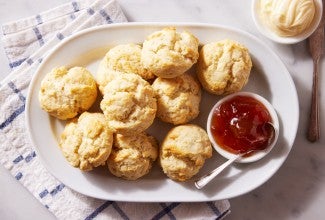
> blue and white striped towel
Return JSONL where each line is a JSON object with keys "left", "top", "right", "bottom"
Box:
{"left": 0, "top": 0, "right": 230, "bottom": 219}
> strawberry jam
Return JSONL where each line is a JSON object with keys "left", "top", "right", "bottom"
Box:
{"left": 210, "top": 95, "right": 274, "bottom": 154}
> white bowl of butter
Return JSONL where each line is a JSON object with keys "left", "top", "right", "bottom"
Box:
{"left": 252, "top": 0, "right": 323, "bottom": 44}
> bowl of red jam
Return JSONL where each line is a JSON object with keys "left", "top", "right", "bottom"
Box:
{"left": 207, "top": 92, "right": 279, "bottom": 163}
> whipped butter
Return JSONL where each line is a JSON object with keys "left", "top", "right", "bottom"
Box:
{"left": 258, "top": 0, "right": 316, "bottom": 36}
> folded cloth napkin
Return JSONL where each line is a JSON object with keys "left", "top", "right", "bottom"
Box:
{"left": 0, "top": 0, "right": 230, "bottom": 219}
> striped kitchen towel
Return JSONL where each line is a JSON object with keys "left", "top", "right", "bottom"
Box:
{"left": 0, "top": 0, "right": 230, "bottom": 219}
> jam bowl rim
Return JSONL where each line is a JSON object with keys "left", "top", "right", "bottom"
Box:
{"left": 206, "top": 91, "right": 280, "bottom": 163}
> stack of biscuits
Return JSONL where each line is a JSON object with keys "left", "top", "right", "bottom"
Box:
{"left": 39, "top": 27, "right": 252, "bottom": 182}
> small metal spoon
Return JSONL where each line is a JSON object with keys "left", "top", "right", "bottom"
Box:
{"left": 195, "top": 122, "right": 276, "bottom": 190}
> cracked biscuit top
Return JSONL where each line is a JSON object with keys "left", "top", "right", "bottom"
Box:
{"left": 197, "top": 39, "right": 252, "bottom": 95}
{"left": 100, "top": 73, "right": 157, "bottom": 135}
{"left": 141, "top": 27, "right": 199, "bottom": 78}
{"left": 152, "top": 73, "right": 201, "bottom": 125}
{"left": 107, "top": 132, "right": 158, "bottom": 180}
{"left": 160, "top": 124, "right": 212, "bottom": 181}
{"left": 59, "top": 112, "right": 113, "bottom": 171}
{"left": 39, "top": 66, "right": 97, "bottom": 120}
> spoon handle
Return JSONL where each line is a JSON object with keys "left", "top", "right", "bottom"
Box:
{"left": 195, "top": 154, "right": 240, "bottom": 189}
{"left": 307, "top": 58, "right": 320, "bottom": 142}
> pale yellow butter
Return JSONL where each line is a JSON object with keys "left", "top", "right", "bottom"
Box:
{"left": 259, "top": 0, "right": 316, "bottom": 36}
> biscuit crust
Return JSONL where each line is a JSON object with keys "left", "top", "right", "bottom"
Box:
{"left": 141, "top": 27, "right": 199, "bottom": 78}
{"left": 39, "top": 66, "right": 97, "bottom": 120}
{"left": 100, "top": 73, "right": 157, "bottom": 135}
{"left": 108, "top": 132, "right": 158, "bottom": 180}
{"left": 152, "top": 73, "right": 201, "bottom": 125}
{"left": 160, "top": 124, "right": 212, "bottom": 181}
{"left": 197, "top": 39, "right": 252, "bottom": 95}
{"left": 59, "top": 112, "right": 113, "bottom": 171}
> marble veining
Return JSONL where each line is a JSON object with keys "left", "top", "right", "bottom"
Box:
{"left": 1, "top": 0, "right": 325, "bottom": 219}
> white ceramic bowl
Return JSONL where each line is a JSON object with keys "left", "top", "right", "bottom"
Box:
{"left": 207, "top": 92, "right": 279, "bottom": 163}
{"left": 252, "top": 0, "right": 323, "bottom": 44}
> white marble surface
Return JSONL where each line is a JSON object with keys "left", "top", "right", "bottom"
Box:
{"left": 0, "top": 0, "right": 325, "bottom": 219}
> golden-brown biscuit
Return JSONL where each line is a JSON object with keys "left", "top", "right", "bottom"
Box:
{"left": 197, "top": 39, "right": 252, "bottom": 95}
{"left": 59, "top": 112, "right": 113, "bottom": 171}
{"left": 39, "top": 66, "right": 97, "bottom": 120}
{"left": 96, "top": 44, "right": 155, "bottom": 94}
{"left": 100, "top": 73, "right": 157, "bottom": 135}
{"left": 152, "top": 73, "right": 201, "bottom": 125}
{"left": 160, "top": 124, "right": 212, "bottom": 181}
{"left": 107, "top": 132, "right": 158, "bottom": 180}
{"left": 141, "top": 27, "right": 199, "bottom": 78}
